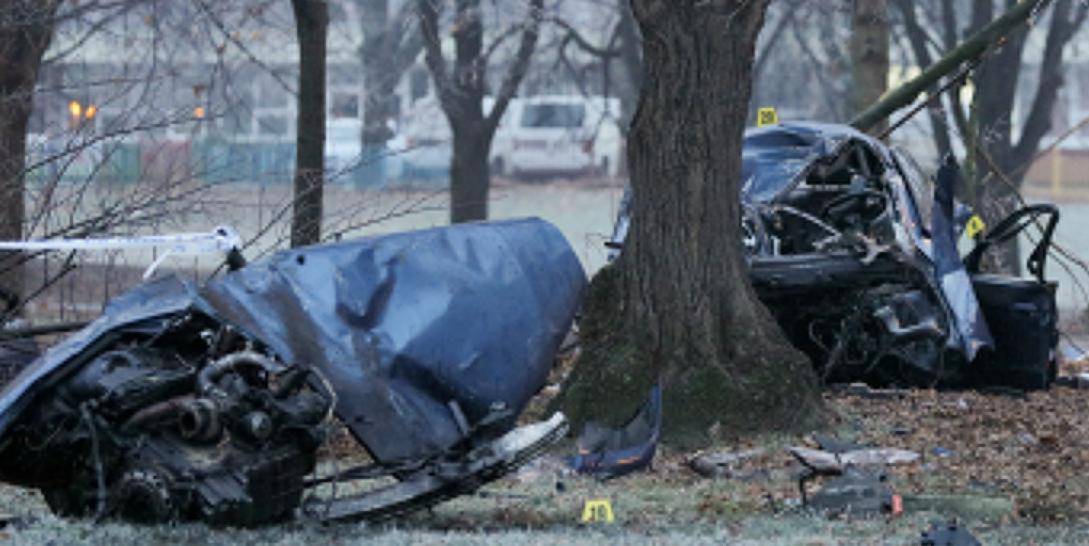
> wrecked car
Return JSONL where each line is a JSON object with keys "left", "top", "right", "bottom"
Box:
{"left": 609, "top": 122, "right": 1059, "bottom": 390}
{"left": 0, "top": 218, "right": 585, "bottom": 525}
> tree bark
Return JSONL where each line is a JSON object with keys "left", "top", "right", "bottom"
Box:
{"left": 418, "top": 0, "right": 542, "bottom": 224}
{"left": 290, "top": 0, "right": 328, "bottom": 248}
{"left": 850, "top": 0, "right": 889, "bottom": 134}
{"left": 0, "top": 0, "right": 60, "bottom": 311}
{"left": 562, "top": 0, "right": 822, "bottom": 444}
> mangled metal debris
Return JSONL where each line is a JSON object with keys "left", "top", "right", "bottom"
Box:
{"left": 788, "top": 446, "right": 920, "bottom": 474}
{"left": 610, "top": 121, "right": 1061, "bottom": 390}
{"left": 0, "top": 218, "right": 586, "bottom": 525}
{"left": 804, "top": 466, "right": 899, "bottom": 517}
{"left": 920, "top": 520, "right": 983, "bottom": 546}
{"left": 688, "top": 447, "right": 767, "bottom": 479}
{"left": 569, "top": 384, "right": 661, "bottom": 479}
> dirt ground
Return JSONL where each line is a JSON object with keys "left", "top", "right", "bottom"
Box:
{"left": 5, "top": 386, "right": 1089, "bottom": 544}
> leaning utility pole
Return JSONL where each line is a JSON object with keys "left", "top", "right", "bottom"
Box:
{"left": 851, "top": 0, "right": 1048, "bottom": 133}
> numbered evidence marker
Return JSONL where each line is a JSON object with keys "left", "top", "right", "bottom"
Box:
{"left": 757, "top": 107, "right": 779, "bottom": 128}
{"left": 581, "top": 498, "right": 615, "bottom": 524}
{"left": 966, "top": 214, "right": 987, "bottom": 240}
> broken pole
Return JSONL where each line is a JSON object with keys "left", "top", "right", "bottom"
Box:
{"left": 851, "top": 0, "right": 1050, "bottom": 133}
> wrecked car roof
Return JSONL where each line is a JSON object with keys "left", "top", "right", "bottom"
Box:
{"left": 742, "top": 122, "right": 882, "bottom": 203}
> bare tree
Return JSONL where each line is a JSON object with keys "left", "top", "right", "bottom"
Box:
{"left": 850, "top": 0, "right": 889, "bottom": 132}
{"left": 417, "top": 0, "right": 543, "bottom": 223}
{"left": 355, "top": 0, "right": 423, "bottom": 148}
{"left": 892, "top": 0, "right": 1086, "bottom": 273}
{"left": 290, "top": 0, "right": 328, "bottom": 247}
{"left": 0, "top": 0, "right": 61, "bottom": 310}
{"left": 561, "top": 0, "right": 822, "bottom": 441}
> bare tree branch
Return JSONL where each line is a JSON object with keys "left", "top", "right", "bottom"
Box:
{"left": 485, "top": 0, "right": 543, "bottom": 133}
{"left": 548, "top": 15, "right": 621, "bottom": 58}
{"left": 1011, "top": 0, "right": 1087, "bottom": 168}
{"left": 416, "top": 0, "right": 451, "bottom": 110}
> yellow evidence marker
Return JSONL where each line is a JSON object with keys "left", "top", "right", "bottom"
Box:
{"left": 581, "top": 498, "right": 615, "bottom": 523}
{"left": 966, "top": 214, "right": 987, "bottom": 240}
{"left": 757, "top": 107, "right": 779, "bottom": 127}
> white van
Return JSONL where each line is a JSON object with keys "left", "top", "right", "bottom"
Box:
{"left": 491, "top": 95, "right": 622, "bottom": 178}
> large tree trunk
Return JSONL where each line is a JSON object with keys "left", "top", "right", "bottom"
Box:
{"left": 290, "top": 0, "right": 328, "bottom": 248}
{"left": 0, "top": 0, "right": 59, "bottom": 313}
{"left": 850, "top": 0, "right": 889, "bottom": 133}
{"left": 562, "top": 0, "right": 822, "bottom": 443}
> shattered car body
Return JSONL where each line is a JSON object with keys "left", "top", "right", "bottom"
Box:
{"left": 0, "top": 218, "right": 585, "bottom": 525}
{"left": 610, "top": 122, "right": 1059, "bottom": 389}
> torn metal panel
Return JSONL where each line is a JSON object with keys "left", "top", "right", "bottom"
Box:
{"left": 569, "top": 384, "right": 660, "bottom": 479}
{"left": 200, "top": 218, "right": 586, "bottom": 464}
{"left": 930, "top": 160, "right": 992, "bottom": 360}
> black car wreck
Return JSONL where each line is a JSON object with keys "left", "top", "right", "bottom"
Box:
{"left": 0, "top": 218, "right": 585, "bottom": 526}
{"left": 609, "top": 122, "right": 1061, "bottom": 390}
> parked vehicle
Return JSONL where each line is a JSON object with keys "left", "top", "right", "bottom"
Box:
{"left": 491, "top": 95, "right": 623, "bottom": 178}
{"left": 609, "top": 122, "right": 1060, "bottom": 390}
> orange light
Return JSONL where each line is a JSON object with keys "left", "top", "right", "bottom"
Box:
{"left": 68, "top": 100, "right": 82, "bottom": 118}
{"left": 85, "top": 105, "right": 97, "bottom": 119}
{"left": 193, "top": 106, "right": 205, "bottom": 119}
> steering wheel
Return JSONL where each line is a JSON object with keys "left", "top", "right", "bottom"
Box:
{"left": 819, "top": 190, "right": 888, "bottom": 226}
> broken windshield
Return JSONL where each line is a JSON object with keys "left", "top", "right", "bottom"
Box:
{"left": 740, "top": 129, "right": 823, "bottom": 202}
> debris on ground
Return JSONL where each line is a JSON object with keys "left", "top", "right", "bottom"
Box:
{"left": 805, "top": 466, "right": 899, "bottom": 517}
{"left": 920, "top": 519, "right": 983, "bottom": 546}
{"left": 788, "top": 445, "right": 920, "bottom": 474}
{"left": 570, "top": 385, "right": 661, "bottom": 479}
{"left": 827, "top": 387, "right": 1089, "bottom": 521}
{"left": 688, "top": 448, "right": 767, "bottom": 478}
